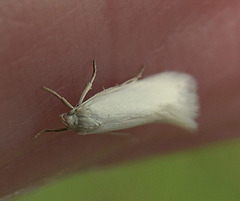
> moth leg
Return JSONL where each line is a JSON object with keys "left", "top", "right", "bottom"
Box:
{"left": 78, "top": 60, "right": 97, "bottom": 105}
{"left": 121, "top": 66, "right": 144, "bottom": 85}
{"left": 43, "top": 87, "right": 74, "bottom": 109}
{"left": 32, "top": 127, "right": 67, "bottom": 140}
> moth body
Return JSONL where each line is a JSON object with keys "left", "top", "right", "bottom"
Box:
{"left": 33, "top": 61, "right": 199, "bottom": 139}
{"left": 62, "top": 71, "right": 198, "bottom": 135}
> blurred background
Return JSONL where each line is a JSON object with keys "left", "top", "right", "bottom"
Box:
{"left": 12, "top": 139, "right": 240, "bottom": 201}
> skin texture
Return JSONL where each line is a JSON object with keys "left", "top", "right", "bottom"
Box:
{"left": 1, "top": 0, "right": 240, "bottom": 199}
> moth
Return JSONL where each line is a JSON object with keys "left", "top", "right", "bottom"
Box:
{"left": 33, "top": 60, "right": 199, "bottom": 139}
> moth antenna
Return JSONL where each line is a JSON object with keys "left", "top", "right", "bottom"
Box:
{"left": 32, "top": 128, "right": 68, "bottom": 140}
{"left": 43, "top": 87, "right": 74, "bottom": 109}
{"left": 78, "top": 60, "right": 97, "bottom": 105}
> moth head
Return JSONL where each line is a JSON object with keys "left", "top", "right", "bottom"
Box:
{"left": 60, "top": 110, "right": 79, "bottom": 130}
{"left": 60, "top": 107, "right": 96, "bottom": 134}
{"left": 33, "top": 61, "right": 97, "bottom": 139}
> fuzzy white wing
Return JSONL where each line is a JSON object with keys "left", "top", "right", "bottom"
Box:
{"left": 82, "top": 71, "right": 199, "bottom": 134}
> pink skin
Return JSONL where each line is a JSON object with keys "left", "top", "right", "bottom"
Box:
{"left": 1, "top": 0, "right": 240, "bottom": 199}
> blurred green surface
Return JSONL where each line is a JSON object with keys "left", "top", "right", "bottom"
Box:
{"left": 12, "top": 139, "right": 240, "bottom": 201}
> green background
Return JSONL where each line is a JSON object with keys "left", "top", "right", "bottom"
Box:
{"left": 12, "top": 138, "right": 240, "bottom": 201}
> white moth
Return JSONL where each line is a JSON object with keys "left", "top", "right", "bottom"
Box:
{"left": 33, "top": 60, "right": 199, "bottom": 139}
